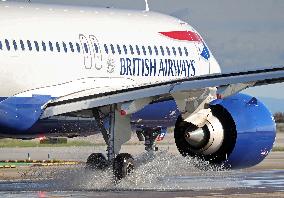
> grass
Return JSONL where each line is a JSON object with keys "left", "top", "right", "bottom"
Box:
{"left": 272, "top": 147, "right": 284, "bottom": 152}
{"left": 277, "top": 123, "right": 284, "bottom": 133}
{"left": 0, "top": 162, "right": 31, "bottom": 166}
{"left": 0, "top": 139, "right": 95, "bottom": 148}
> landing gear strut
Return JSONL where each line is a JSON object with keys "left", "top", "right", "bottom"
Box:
{"left": 86, "top": 105, "right": 134, "bottom": 180}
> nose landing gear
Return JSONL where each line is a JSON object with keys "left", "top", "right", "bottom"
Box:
{"left": 136, "top": 127, "right": 167, "bottom": 152}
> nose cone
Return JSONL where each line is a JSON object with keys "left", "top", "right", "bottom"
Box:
{"left": 184, "top": 128, "right": 206, "bottom": 148}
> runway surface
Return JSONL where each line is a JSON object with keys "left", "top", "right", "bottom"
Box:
{"left": 0, "top": 133, "right": 283, "bottom": 197}
{"left": 0, "top": 148, "right": 284, "bottom": 197}
{"left": 1, "top": 169, "right": 284, "bottom": 197}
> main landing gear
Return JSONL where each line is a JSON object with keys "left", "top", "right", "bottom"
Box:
{"left": 113, "top": 153, "right": 135, "bottom": 180}
{"left": 86, "top": 153, "right": 108, "bottom": 170}
{"left": 85, "top": 106, "right": 165, "bottom": 180}
{"left": 86, "top": 152, "right": 135, "bottom": 180}
{"left": 85, "top": 106, "right": 135, "bottom": 180}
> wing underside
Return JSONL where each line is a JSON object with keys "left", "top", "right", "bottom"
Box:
{"left": 41, "top": 66, "right": 284, "bottom": 119}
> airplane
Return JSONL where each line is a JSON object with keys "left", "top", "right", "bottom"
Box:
{"left": 0, "top": 2, "right": 284, "bottom": 180}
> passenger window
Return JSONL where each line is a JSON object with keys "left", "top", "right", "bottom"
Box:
{"left": 129, "top": 45, "right": 134, "bottom": 55}
{"left": 160, "top": 46, "right": 165, "bottom": 56}
{"left": 5, "top": 39, "right": 10, "bottom": 51}
{"left": 178, "top": 47, "right": 183, "bottom": 56}
{"left": 172, "top": 47, "right": 177, "bottom": 56}
{"left": 123, "top": 45, "right": 128, "bottom": 54}
{"left": 42, "top": 41, "right": 46, "bottom": 51}
{"left": 154, "top": 46, "right": 158, "bottom": 55}
{"left": 13, "top": 40, "right": 18, "bottom": 51}
{"left": 166, "top": 47, "right": 171, "bottom": 56}
{"left": 27, "top": 40, "right": 32, "bottom": 51}
{"left": 94, "top": 43, "right": 99, "bottom": 53}
{"left": 104, "top": 44, "right": 109, "bottom": 54}
{"left": 69, "top": 42, "right": 74, "bottom": 52}
{"left": 142, "top": 46, "right": 146, "bottom": 55}
{"left": 56, "top": 42, "right": 61, "bottom": 52}
{"left": 110, "top": 44, "right": 115, "bottom": 54}
{"left": 117, "top": 45, "right": 122, "bottom": 55}
{"left": 76, "top": 43, "right": 81, "bottom": 53}
{"left": 83, "top": 43, "right": 89, "bottom": 54}
{"left": 63, "top": 42, "right": 68, "bottom": 53}
{"left": 49, "top": 41, "right": 53, "bottom": 52}
{"left": 148, "top": 46, "right": 152, "bottom": 55}
{"left": 184, "top": 47, "right": 189, "bottom": 56}
{"left": 34, "top": 41, "right": 39, "bottom": 52}
{"left": 20, "top": 40, "right": 25, "bottom": 50}
{"left": 136, "top": 45, "right": 140, "bottom": 55}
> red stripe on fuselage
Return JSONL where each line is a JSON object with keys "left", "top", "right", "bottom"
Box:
{"left": 159, "top": 31, "right": 202, "bottom": 42}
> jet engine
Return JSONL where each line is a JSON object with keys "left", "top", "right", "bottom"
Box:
{"left": 174, "top": 93, "right": 276, "bottom": 169}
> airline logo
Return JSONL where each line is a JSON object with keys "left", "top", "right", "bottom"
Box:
{"left": 159, "top": 31, "right": 210, "bottom": 60}
{"left": 120, "top": 31, "right": 210, "bottom": 78}
{"left": 120, "top": 58, "right": 196, "bottom": 77}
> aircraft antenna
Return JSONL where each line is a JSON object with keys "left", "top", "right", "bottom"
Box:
{"left": 145, "top": 0, "right": 150, "bottom": 12}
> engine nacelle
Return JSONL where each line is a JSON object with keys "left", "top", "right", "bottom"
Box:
{"left": 175, "top": 93, "right": 276, "bottom": 169}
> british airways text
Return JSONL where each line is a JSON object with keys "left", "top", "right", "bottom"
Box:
{"left": 120, "top": 58, "right": 196, "bottom": 77}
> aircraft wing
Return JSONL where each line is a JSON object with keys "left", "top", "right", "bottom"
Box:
{"left": 41, "top": 66, "right": 284, "bottom": 119}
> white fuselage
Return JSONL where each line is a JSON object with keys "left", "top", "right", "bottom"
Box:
{"left": 0, "top": 3, "right": 221, "bottom": 99}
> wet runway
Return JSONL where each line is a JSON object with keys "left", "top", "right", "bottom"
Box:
{"left": 0, "top": 169, "right": 284, "bottom": 197}
{"left": 0, "top": 150, "right": 284, "bottom": 197}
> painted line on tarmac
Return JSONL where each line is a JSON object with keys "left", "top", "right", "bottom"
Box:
{"left": 0, "top": 160, "right": 82, "bottom": 168}
{"left": 0, "top": 165, "right": 16, "bottom": 169}
{"left": 32, "top": 161, "right": 81, "bottom": 167}
{"left": 0, "top": 160, "right": 81, "bottom": 163}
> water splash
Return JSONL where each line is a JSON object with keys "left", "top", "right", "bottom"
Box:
{"left": 36, "top": 149, "right": 240, "bottom": 191}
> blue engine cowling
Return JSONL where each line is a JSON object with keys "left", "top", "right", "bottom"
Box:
{"left": 209, "top": 93, "right": 276, "bottom": 169}
{"left": 135, "top": 93, "right": 276, "bottom": 169}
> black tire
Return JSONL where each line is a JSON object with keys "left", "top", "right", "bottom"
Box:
{"left": 113, "top": 153, "right": 134, "bottom": 180}
{"left": 86, "top": 153, "right": 108, "bottom": 170}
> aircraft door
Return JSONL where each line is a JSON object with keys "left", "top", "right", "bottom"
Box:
{"left": 191, "top": 31, "right": 211, "bottom": 75}
{"left": 79, "top": 34, "right": 93, "bottom": 69}
{"left": 89, "top": 35, "right": 103, "bottom": 70}
{"left": 196, "top": 41, "right": 211, "bottom": 74}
